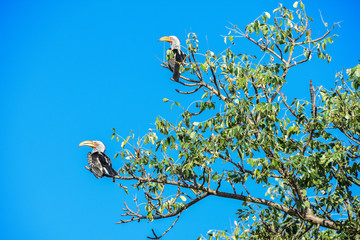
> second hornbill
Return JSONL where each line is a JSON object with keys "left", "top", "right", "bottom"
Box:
{"left": 79, "top": 140, "right": 118, "bottom": 179}
{"left": 158, "top": 36, "right": 187, "bottom": 81}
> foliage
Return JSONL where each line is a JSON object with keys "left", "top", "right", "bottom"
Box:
{"left": 110, "top": 1, "right": 360, "bottom": 239}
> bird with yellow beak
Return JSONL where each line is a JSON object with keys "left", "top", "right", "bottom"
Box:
{"left": 158, "top": 36, "right": 186, "bottom": 81}
{"left": 79, "top": 140, "right": 118, "bottom": 179}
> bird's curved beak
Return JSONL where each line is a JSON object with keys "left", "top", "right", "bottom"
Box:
{"left": 158, "top": 36, "right": 171, "bottom": 42}
{"left": 79, "top": 140, "right": 95, "bottom": 148}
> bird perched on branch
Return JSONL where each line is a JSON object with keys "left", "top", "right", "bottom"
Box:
{"left": 158, "top": 35, "right": 187, "bottom": 81}
{"left": 79, "top": 140, "right": 118, "bottom": 179}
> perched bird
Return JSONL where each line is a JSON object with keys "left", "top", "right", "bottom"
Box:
{"left": 158, "top": 36, "right": 187, "bottom": 81}
{"left": 79, "top": 140, "right": 118, "bottom": 178}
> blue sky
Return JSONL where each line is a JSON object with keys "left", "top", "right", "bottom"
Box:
{"left": 1, "top": 0, "right": 360, "bottom": 239}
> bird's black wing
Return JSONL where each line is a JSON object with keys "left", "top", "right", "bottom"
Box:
{"left": 98, "top": 152, "right": 118, "bottom": 177}
{"left": 87, "top": 152, "right": 104, "bottom": 178}
{"left": 172, "top": 49, "right": 187, "bottom": 81}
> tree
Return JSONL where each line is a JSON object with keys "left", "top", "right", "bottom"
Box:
{"left": 107, "top": 1, "right": 360, "bottom": 239}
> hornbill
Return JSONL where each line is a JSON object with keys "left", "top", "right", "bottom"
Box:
{"left": 158, "top": 36, "right": 187, "bottom": 81}
{"left": 79, "top": 140, "right": 118, "bottom": 179}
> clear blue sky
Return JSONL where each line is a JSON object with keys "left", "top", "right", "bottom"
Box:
{"left": 1, "top": 0, "right": 359, "bottom": 239}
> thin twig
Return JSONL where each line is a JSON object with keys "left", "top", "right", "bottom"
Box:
{"left": 147, "top": 213, "right": 182, "bottom": 239}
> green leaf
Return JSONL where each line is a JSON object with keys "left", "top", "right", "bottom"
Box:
{"left": 262, "top": 15, "right": 267, "bottom": 23}
{"left": 212, "top": 174, "right": 220, "bottom": 181}
{"left": 284, "top": 45, "right": 289, "bottom": 53}
{"left": 262, "top": 26, "right": 269, "bottom": 35}
{"left": 163, "top": 98, "right": 169, "bottom": 103}
{"left": 264, "top": 12, "right": 270, "bottom": 19}
{"left": 293, "top": 1, "right": 298, "bottom": 8}
{"left": 322, "top": 42, "right": 326, "bottom": 51}
{"left": 300, "top": 1, "right": 305, "bottom": 10}
{"left": 289, "top": 44, "right": 294, "bottom": 53}
{"left": 202, "top": 92, "right": 209, "bottom": 99}
{"left": 326, "top": 54, "right": 332, "bottom": 63}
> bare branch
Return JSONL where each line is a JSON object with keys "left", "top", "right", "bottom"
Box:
{"left": 288, "top": 49, "right": 312, "bottom": 68}
{"left": 338, "top": 127, "right": 360, "bottom": 145}
{"left": 210, "top": 65, "right": 222, "bottom": 97}
{"left": 147, "top": 213, "right": 182, "bottom": 239}
{"left": 280, "top": 93, "right": 297, "bottom": 118}
{"left": 169, "top": 77, "right": 199, "bottom": 87}
{"left": 175, "top": 85, "right": 202, "bottom": 94}
{"left": 294, "top": 29, "right": 331, "bottom": 46}
{"left": 190, "top": 51, "right": 204, "bottom": 81}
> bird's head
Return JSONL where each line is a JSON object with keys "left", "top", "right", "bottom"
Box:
{"left": 158, "top": 36, "right": 180, "bottom": 50}
{"left": 79, "top": 140, "right": 106, "bottom": 153}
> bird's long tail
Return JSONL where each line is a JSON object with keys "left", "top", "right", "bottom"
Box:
{"left": 104, "top": 166, "right": 119, "bottom": 177}
{"left": 173, "top": 62, "right": 180, "bottom": 81}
